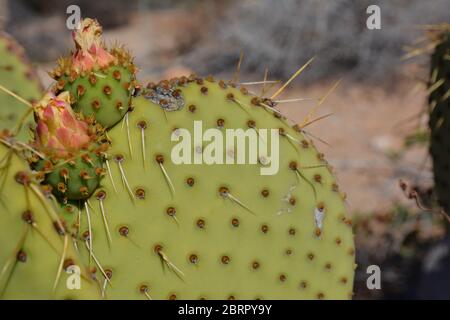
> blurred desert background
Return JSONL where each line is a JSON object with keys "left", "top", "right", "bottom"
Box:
{"left": 1, "top": 0, "right": 450, "bottom": 299}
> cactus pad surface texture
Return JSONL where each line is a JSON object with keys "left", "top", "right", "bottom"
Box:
{"left": 0, "top": 32, "right": 42, "bottom": 140}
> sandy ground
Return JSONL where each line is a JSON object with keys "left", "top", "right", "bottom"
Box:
{"left": 34, "top": 10, "right": 432, "bottom": 215}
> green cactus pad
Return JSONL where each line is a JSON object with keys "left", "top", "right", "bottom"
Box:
{"left": 35, "top": 152, "right": 104, "bottom": 202}
{"left": 0, "top": 32, "right": 43, "bottom": 140}
{"left": 49, "top": 18, "right": 138, "bottom": 130}
{"left": 68, "top": 77, "right": 355, "bottom": 300}
{"left": 429, "top": 25, "right": 450, "bottom": 214}
{"left": 0, "top": 143, "right": 101, "bottom": 299}
{"left": 58, "top": 65, "right": 135, "bottom": 129}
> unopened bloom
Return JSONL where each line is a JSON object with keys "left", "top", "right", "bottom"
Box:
{"left": 71, "top": 18, "right": 115, "bottom": 73}
{"left": 34, "top": 91, "right": 91, "bottom": 158}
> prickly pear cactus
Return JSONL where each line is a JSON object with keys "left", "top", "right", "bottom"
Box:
{"left": 0, "top": 32, "right": 43, "bottom": 140}
{"left": 428, "top": 24, "right": 450, "bottom": 214}
{"left": 62, "top": 76, "right": 354, "bottom": 300}
{"left": 0, "top": 142, "right": 100, "bottom": 299}
{"left": 50, "top": 19, "right": 138, "bottom": 129}
{"left": 0, "top": 18, "right": 355, "bottom": 300}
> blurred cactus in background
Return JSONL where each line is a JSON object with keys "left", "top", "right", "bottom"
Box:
{"left": 0, "top": 32, "right": 43, "bottom": 139}
{"left": 428, "top": 24, "right": 450, "bottom": 215}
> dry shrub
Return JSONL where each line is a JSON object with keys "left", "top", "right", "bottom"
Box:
{"left": 184, "top": 0, "right": 450, "bottom": 82}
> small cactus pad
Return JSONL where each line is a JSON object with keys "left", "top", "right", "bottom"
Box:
{"left": 58, "top": 65, "right": 135, "bottom": 129}
{"left": 50, "top": 19, "right": 137, "bottom": 129}
{"left": 34, "top": 152, "right": 104, "bottom": 201}
{"left": 69, "top": 78, "right": 355, "bottom": 299}
{"left": 0, "top": 32, "right": 43, "bottom": 140}
{"left": 0, "top": 143, "right": 101, "bottom": 299}
{"left": 428, "top": 25, "right": 450, "bottom": 213}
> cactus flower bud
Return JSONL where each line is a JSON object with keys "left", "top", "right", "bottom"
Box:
{"left": 34, "top": 92, "right": 91, "bottom": 158}
{"left": 71, "top": 18, "right": 115, "bottom": 73}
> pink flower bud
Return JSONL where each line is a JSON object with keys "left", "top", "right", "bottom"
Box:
{"left": 34, "top": 92, "right": 91, "bottom": 158}
{"left": 71, "top": 18, "right": 115, "bottom": 73}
